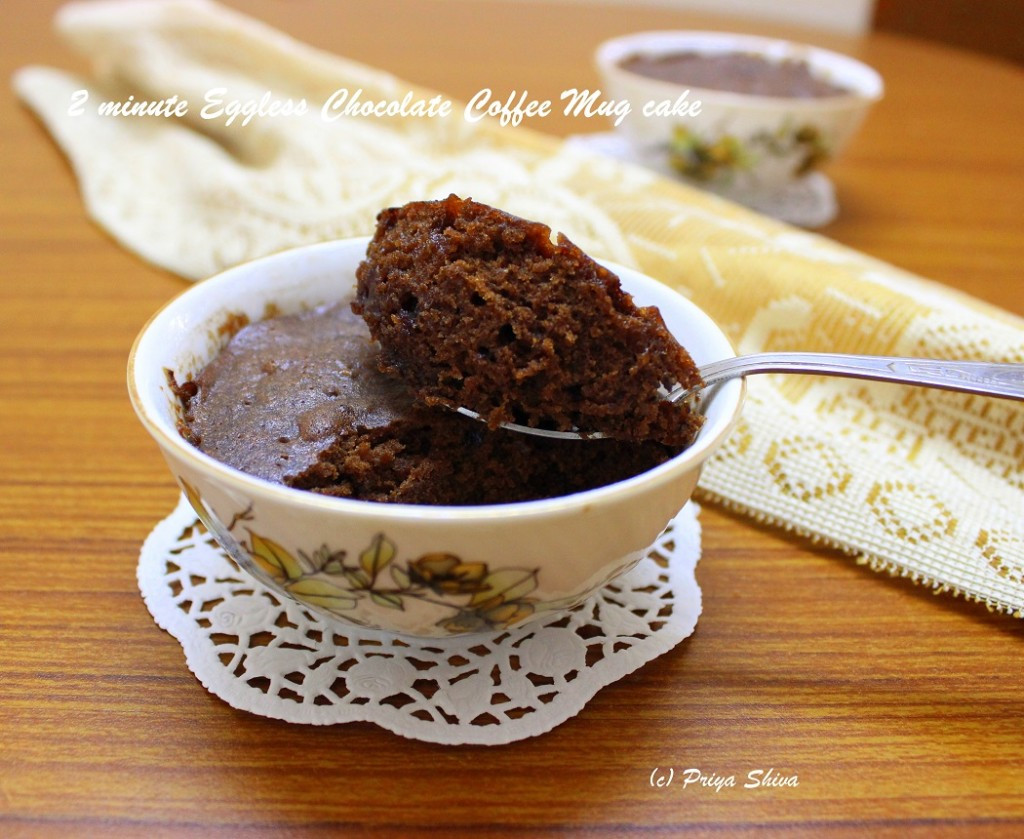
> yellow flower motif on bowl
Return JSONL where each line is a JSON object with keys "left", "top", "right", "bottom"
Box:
{"left": 178, "top": 478, "right": 542, "bottom": 634}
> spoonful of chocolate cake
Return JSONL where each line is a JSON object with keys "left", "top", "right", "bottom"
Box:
{"left": 354, "top": 194, "right": 706, "bottom": 446}
{"left": 355, "top": 196, "right": 1024, "bottom": 443}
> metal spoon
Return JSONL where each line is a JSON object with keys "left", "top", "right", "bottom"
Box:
{"left": 456, "top": 352, "right": 1024, "bottom": 440}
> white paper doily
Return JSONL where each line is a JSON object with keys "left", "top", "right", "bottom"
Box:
{"left": 566, "top": 132, "right": 838, "bottom": 228}
{"left": 137, "top": 495, "right": 703, "bottom": 745}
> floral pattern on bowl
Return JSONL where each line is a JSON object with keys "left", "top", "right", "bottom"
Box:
{"left": 667, "top": 120, "right": 831, "bottom": 184}
{"left": 181, "top": 479, "right": 542, "bottom": 634}
{"left": 595, "top": 31, "right": 882, "bottom": 193}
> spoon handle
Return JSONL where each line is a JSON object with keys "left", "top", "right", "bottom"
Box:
{"left": 682, "top": 352, "right": 1024, "bottom": 401}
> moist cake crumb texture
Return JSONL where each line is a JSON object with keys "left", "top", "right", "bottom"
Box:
{"left": 181, "top": 196, "right": 704, "bottom": 505}
{"left": 354, "top": 195, "right": 704, "bottom": 446}
{"left": 181, "top": 301, "right": 680, "bottom": 505}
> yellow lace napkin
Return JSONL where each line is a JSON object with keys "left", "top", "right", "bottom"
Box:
{"left": 14, "top": 0, "right": 1024, "bottom": 616}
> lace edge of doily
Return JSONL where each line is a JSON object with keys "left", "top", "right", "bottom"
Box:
{"left": 137, "top": 497, "right": 703, "bottom": 745}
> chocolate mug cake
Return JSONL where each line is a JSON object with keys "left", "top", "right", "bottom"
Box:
{"left": 179, "top": 197, "right": 704, "bottom": 505}
{"left": 619, "top": 50, "right": 851, "bottom": 98}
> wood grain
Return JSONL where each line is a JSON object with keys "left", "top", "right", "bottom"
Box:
{"left": 1, "top": 1, "right": 1022, "bottom": 836}
{"left": 874, "top": 0, "right": 1024, "bottom": 66}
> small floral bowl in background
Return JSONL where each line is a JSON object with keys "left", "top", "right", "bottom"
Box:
{"left": 128, "top": 238, "right": 743, "bottom": 638}
{"left": 595, "top": 31, "right": 883, "bottom": 208}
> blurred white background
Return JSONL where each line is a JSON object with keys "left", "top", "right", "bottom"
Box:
{"left": 472, "top": 0, "right": 877, "bottom": 34}
{"left": 472, "top": 0, "right": 1022, "bottom": 65}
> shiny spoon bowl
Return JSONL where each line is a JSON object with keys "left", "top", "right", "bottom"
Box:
{"left": 458, "top": 352, "right": 1024, "bottom": 440}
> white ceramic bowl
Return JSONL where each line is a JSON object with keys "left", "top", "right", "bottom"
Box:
{"left": 596, "top": 31, "right": 883, "bottom": 191}
{"left": 128, "top": 237, "right": 743, "bottom": 637}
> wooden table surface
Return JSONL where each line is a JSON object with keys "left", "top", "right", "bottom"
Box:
{"left": 2, "top": 1, "right": 1022, "bottom": 836}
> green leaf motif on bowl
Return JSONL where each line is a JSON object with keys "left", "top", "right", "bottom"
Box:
{"left": 178, "top": 478, "right": 542, "bottom": 634}
{"left": 668, "top": 120, "right": 831, "bottom": 181}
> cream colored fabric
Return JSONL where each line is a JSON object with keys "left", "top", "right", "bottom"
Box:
{"left": 14, "top": 0, "right": 1024, "bottom": 615}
